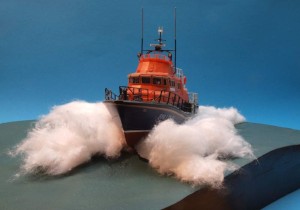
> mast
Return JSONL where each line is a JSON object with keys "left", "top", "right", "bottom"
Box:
{"left": 140, "top": 8, "right": 177, "bottom": 58}
{"left": 141, "top": 8, "right": 144, "bottom": 55}
{"left": 174, "top": 7, "right": 177, "bottom": 72}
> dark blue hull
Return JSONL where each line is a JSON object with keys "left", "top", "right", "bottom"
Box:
{"left": 104, "top": 100, "right": 191, "bottom": 147}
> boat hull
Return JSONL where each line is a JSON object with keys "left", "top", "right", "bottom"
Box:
{"left": 104, "top": 100, "right": 191, "bottom": 148}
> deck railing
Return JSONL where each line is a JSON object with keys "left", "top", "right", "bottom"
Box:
{"left": 140, "top": 53, "right": 171, "bottom": 62}
{"left": 105, "top": 86, "right": 198, "bottom": 113}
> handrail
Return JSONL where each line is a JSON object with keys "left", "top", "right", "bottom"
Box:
{"left": 120, "top": 86, "right": 192, "bottom": 111}
{"left": 105, "top": 88, "right": 118, "bottom": 100}
{"left": 140, "top": 53, "right": 171, "bottom": 62}
{"left": 105, "top": 86, "right": 197, "bottom": 114}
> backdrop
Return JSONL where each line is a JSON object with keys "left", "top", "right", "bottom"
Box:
{"left": 1, "top": 0, "right": 299, "bottom": 129}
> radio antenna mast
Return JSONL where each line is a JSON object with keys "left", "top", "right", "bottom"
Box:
{"left": 174, "top": 7, "right": 177, "bottom": 72}
{"left": 141, "top": 8, "right": 144, "bottom": 55}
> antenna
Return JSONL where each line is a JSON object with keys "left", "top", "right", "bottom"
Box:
{"left": 158, "top": 26, "right": 163, "bottom": 44}
{"left": 174, "top": 7, "right": 177, "bottom": 72}
{"left": 141, "top": 8, "right": 144, "bottom": 55}
{"left": 141, "top": 8, "right": 176, "bottom": 55}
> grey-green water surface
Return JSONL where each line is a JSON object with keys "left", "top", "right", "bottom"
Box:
{"left": 0, "top": 121, "right": 299, "bottom": 210}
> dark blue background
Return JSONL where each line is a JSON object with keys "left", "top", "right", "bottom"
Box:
{"left": 1, "top": 0, "right": 299, "bottom": 130}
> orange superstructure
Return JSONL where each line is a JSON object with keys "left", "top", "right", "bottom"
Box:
{"left": 125, "top": 48, "right": 189, "bottom": 108}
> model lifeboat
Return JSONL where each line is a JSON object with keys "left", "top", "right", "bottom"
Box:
{"left": 104, "top": 25, "right": 198, "bottom": 148}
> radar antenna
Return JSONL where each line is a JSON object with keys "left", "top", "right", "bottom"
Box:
{"left": 150, "top": 27, "right": 166, "bottom": 51}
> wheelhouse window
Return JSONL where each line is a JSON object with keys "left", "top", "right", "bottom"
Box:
{"left": 141, "top": 77, "right": 150, "bottom": 84}
{"left": 163, "top": 78, "right": 167, "bottom": 85}
{"left": 129, "top": 77, "right": 139, "bottom": 84}
{"left": 153, "top": 77, "right": 162, "bottom": 85}
{"left": 170, "top": 80, "right": 175, "bottom": 87}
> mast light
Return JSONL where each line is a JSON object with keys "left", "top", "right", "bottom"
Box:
{"left": 158, "top": 27, "right": 163, "bottom": 34}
